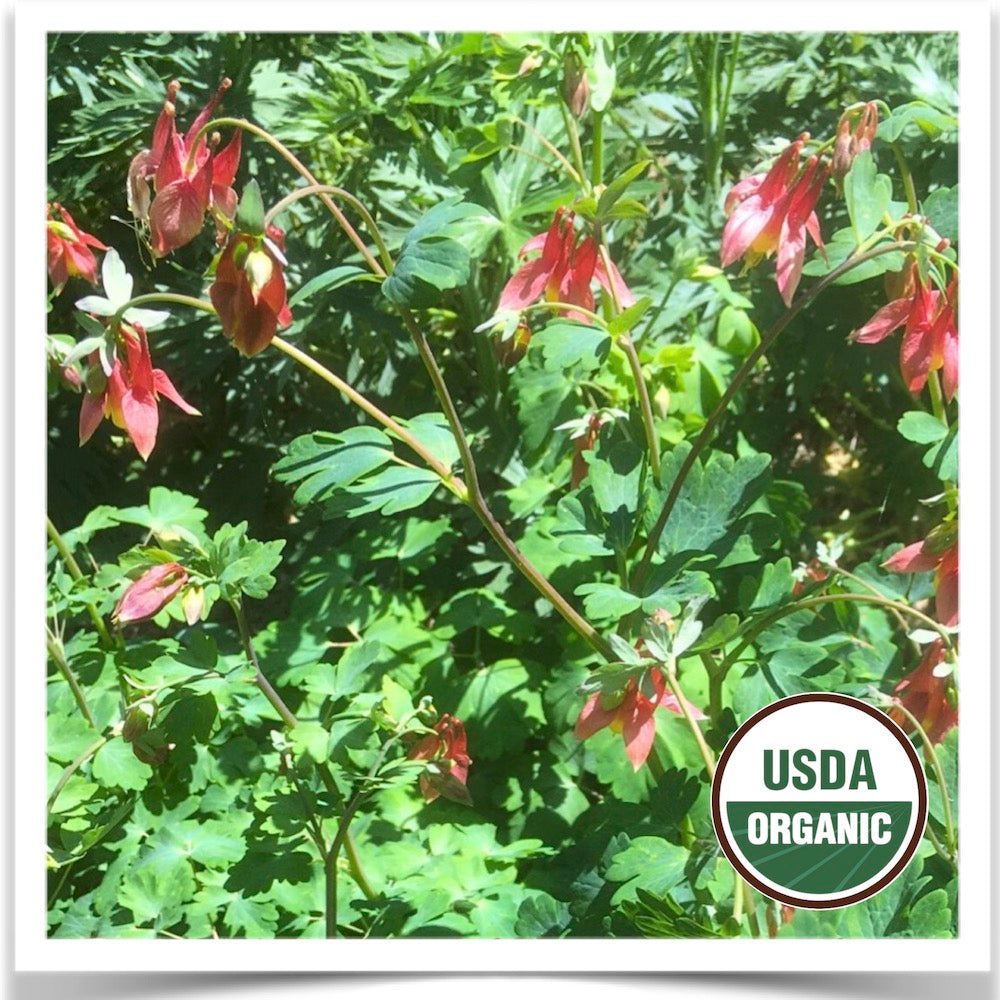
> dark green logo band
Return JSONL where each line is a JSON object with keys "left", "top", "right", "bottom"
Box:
{"left": 726, "top": 801, "right": 912, "bottom": 894}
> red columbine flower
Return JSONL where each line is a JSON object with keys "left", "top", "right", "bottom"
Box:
{"left": 128, "top": 78, "right": 242, "bottom": 257}
{"left": 721, "top": 134, "right": 829, "bottom": 306}
{"left": 498, "top": 208, "right": 635, "bottom": 320}
{"left": 209, "top": 225, "right": 293, "bottom": 356}
{"left": 79, "top": 325, "right": 200, "bottom": 461}
{"left": 47, "top": 203, "right": 107, "bottom": 293}
{"left": 113, "top": 562, "right": 189, "bottom": 625}
{"left": 888, "top": 640, "right": 957, "bottom": 744}
{"left": 407, "top": 714, "right": 472, "bottom": 804}
{"left": 575, "top": 667, "right": 706, "bottom": 771}
{"left": 882, "top": 527, "right": 958, "bottom": 627}
{"left": 852, "top": 261, "right": 958, "bottom": 399}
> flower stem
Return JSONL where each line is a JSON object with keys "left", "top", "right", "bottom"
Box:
{"left": 229, "top": 599, "right": 298, "bottom": 730}
{"left": 891, "top": 143, "right": 919, "bottom": 215}
{"left": 46, "top": 631, "right": 97, "bottom": 730}
{"left": 662, "top": 664, "right": 715, "bottom": 778}
{"left": 926, "top": 370, "right": 949, "bottom": 429}
{"left": 591, "top": 109, "right": 604, "bottom": 188}
{"left": 719, "top": 591, "right": 956, "bottom": 683}
{"left": 270, "top": 335, "right": 468, "bottom": 502}
{"left": 264, "top": 183, "right": 393, "bottom": 274}
{"left": 633, "top": 241, "right": 918, "bottom": 592}
{"left": 196, "top": 117, "right": 386, "bottom": 277}
{"left": 46, "top": 516, "right": 113, "bottom": 650}
{"left": 888, "top": 700, "right": 957, "bottom": 860}
{"left": 510, "top": 114, "right": 583, "bottom": 187}
{"left": 48, "top": 735, "right": 110, "bottom": 812}
{"left": 398, "top": 310, "right": 617, "bottom": 663}
{"left": 560, "top": 104, "right": 589, "bottom": 193}
{"left": 594, "top": 242, "right": 661, "bottom": 483}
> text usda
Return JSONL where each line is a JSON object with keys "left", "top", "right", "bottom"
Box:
{"left": 711, "top": 693, "right": 928, "bottom": 909}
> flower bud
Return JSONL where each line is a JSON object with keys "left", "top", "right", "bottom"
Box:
{"left": 518, "top": 53, "right": 543, "bottom": 77}
{"left": 494, "top": 320, "right": 532, "bottom": 368}
{"left": 562, "top": 51, "right": 589, "bottom": 118}
{"left": 181, "top": 584, "right": 206, "bottom": 626}
{"left": 122, "top": 700, "right": 156, "bottom": 742}
{"left": 113, "top": 562, "right": 189, "bottom": 625}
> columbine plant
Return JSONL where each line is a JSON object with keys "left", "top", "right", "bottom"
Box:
{"left": 47, "top": 40, "right": 959, "bottom": 940}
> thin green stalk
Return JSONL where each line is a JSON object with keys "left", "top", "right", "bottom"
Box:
{"left": 270, "top": 336, "right": 468, "bottom": 501}
{"left": 591, "top": 109, "right": 604, "bottom": 188}
{"left": 662, "top": 665, "right": 715, "bottom": 778}
{"left": 891, "top": 143, "right": 919, "bottom": 215}
{"left": 926, "top": 370, "right": 949, "bottom": 429}
{"left": 46, "top": 517, "right": 113, "bottom": 650}
{"left": 645, "top": 747, "right": 666, "bottom": 782}
{"left": 264, "top": 183, "right": 393, "bottom": 274}
{"left": 595, "top": 242, "right": 661, "bottom": 482}
{"left": 720, "top": 591, "right": 956, "bottom": 683}
{"left": 633, "top": 241, "right": 918, "bottom": 592}
{"left": 560, "top": 104, "right": 589, "bottom": 193}
{"left": 510, "top": 114, "right": 583, "bottom": 186}
{"left": 46, "top": 632, "right": 97, "bottom": 729}
{"left": 48, "top": 735, "right": 109, "bottom": 812}
{"left": 399, "top": 310, "right": 617, "bottom": 663}
{"left": 344, "top": 831, "right": 377, "bottom": 901}
{"left": 194, "top": 117, "right": 386, "bottom": 276}
{"left": 520, "top": 299, "right": 611, "bottom": 330}
{"left": 229, "top": 599, "right": 298, "bottom": 730}
{"left": 889, "top": 700, "right": 957, "bottom": 860}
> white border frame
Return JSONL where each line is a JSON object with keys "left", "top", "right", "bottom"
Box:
{"left": 15, "top": 0, "right": 992, "bottom": 973}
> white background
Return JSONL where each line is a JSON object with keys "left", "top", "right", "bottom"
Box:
{"left": 4, "top": 0, "right": 996, "bottom": 994}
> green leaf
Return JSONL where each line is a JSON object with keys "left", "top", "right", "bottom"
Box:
{"left": 112, "top": 488, "right": 209, "bottom": 546}
{"left": 897, "top": 410, "right": 948, "bottom": 444}
{"left": 456, "top": 659, "right": 545, "bottom": 759}
{"left": 922, "top": 186, "right": 958, "bottom": 244}
{"left": 91, "top": 738, "right": 152, "bottom": 792}
{"left": 688, "top": 613, "right": 741, "bottom": 653}
{"left": 288, "top": 265, "right": 379, "bottom": 307}
{"left": 235, "top": 180, "right": 266, "bottom": 236}
{"left": 574, "top": 582, "right": 642, "bottom": 622}
{"left": 877, "top": 102, "right": 958, "bottom": 143}
{"left": 923, "top": 426, "right": 957, "bottom": 483}
{"left": 605, "top": 835, "right": 689, "bottom": 904}
{"left": 646, "top": 443, "right": 772, "bottom": 562}
{"left": 273, "top": 427, "right": 394, "bottom": 507}
{"left": 530, "top": 321, "right": 610, "bottom": 373}
{"left": 747, "top": 558, "right": 796, "bottom": 611}
{"left": 346, "top": 466, "right": 441, "bottom": 517}
{"left": 596, "top": 160, "right": 650, "bottom": 219}
{"left": 382, "top": 198, "right": 498, "bottom": 307}
{"left": 514, "top": 893, "right": 571, "bottom": 937}
{"left": 395, "top": 412, "right": 460, "bottom": 469}
{"left": 716, "top": 306, "right": 760, "bottom": 356}
{"left": 208, "top": 523, "right": 285, "bottom": 601}
{"left": 907, "top": 889, "right": 952, "bottom": 938}
{"left": 844, "top": 151, "right": 892, "bottom": 244}
{"left": 589, "top": 35, "right": 616, "bottom": 113}
{"left": 608, "top": 296, "right": 652, "bottom": 336}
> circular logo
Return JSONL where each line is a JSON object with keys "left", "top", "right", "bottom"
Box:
{"left": 711, "top": 693, "right": 927, "bottom": 909}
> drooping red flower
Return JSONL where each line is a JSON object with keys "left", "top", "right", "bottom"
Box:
{"left": 571, "top": 412, "right": 606, "bottom": 488}
{"left": 721, "top": 135, "right": 829, "bottom": 305}
{"left": 128, "top": 78, "right": 242, "bottom": 257}
{"left": 46, "top": 203, "right": 107, "bottom": 293}
{"left": 407, "top": 714, "right": 472, "bottom": 804}
{"left": 209, "top": 225, "right": 293, "bottom": 356}
{"left": 888, "top": 640, "right": 957, "bottom": 744}
{"left": 574, "top": 667, "right": 706, "bottom": 771}
{"left": 882, "top": 531, "right": 958, "bottom": 627}
{"left": 79, "top": 325, "right": 200, "bottom": 461}
{"left": 498, "top": 208, "right": 635, "bottom": 320}
{"left": 852, "top": 263, "right": 958, "bottom": 400}
{"left": 113, "top": 562, "right": 189, "bottom": 625}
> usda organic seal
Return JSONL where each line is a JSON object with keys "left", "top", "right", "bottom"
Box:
{"left": 711, "top": 693, "right": 927, "bottom": 909}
